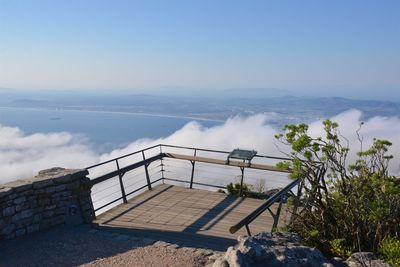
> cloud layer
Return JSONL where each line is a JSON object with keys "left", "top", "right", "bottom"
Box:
{"left": 1, "top": 109, "right": 399, "bottom": 184}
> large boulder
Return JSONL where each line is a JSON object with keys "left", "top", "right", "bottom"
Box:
{"left": 213, "top": 232, "right": 334, "bottom": 267}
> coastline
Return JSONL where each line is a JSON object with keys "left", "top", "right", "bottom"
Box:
{"left": 0, "top": 106, "right": 225, "bottom": 123}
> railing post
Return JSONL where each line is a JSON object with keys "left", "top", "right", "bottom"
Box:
{"left": 159, "top": 145, "right": 165, "bottom": 182}
{"left": 189, "top": 149, "right": 197, "bottom": 189}
{"left": 116, "top": 160, "right": 128, "bottom": 203}
{"left": 142, "top": 151, "right": 152, "bottom": 190}
{"left": 239, "top": 166, "right": 245, "bottom": 197}
{"left": 289, "top": 181, "right": 303, "bottom": 224}
{"left": 271, "top": 196, "right": 284, "bottom": 231}
{"left": 160, "top": 161, "right": 165, "bottom": 182}
{"left": 245, "top": 224, "right": 252, "bottom": 236}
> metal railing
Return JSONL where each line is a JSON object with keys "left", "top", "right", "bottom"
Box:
{"left": 85, "top": 144, "right": 300, "bottom": 234}
{"left": 229, "top": 178, "right": 301, "bottom": 235}
{"left": 86, "top": 144, "right": 163, "bottom": 212}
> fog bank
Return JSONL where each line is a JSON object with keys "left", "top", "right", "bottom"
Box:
{"left": 1, "top": 109, "right": 399, "bottom": 183}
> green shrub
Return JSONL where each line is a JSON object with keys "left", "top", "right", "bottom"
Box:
{"left": 276, "top": 120, "right": 400, "bottom": 256}
{"left": 329, "top": 238, "right": 352, "bottom": 258}
{"left": 225, "top": 181, "right": 252, "bottom": 197}
{"left": 220, "top": 179, "right": 275, "bottom": 200}
{"left": 379, "top": 237, "right": 400, "bottom": 267}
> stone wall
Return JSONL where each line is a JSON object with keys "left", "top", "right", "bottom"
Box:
{"left": 0, "top": 167, "right": 95, "bottom": 240}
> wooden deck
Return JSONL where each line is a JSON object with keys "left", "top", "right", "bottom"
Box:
{"left": 94, "top": 184, "right": 287, "bottom": 251}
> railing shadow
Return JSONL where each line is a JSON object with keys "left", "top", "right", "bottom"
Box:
{"left": 102, "top": 185, "right": 174, "bottom": 224}
{"left": 182, "top": 194, "right": 243, "bottom": 233}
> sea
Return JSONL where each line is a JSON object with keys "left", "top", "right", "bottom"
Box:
{"left": 0, "top": 107, "right": 221, "bottom": 153}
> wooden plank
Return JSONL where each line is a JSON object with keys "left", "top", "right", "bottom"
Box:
{"left": 164, "top": 153, "right": 291, "bottom": 173}
{"left": 100, "top": 220, "right": 270, "bottom": 239}
{"left": 98, "top": 209, "right": 279, "bottom": 229}
{"left": 98, "top": 201, "right": 283, "bottom": 223}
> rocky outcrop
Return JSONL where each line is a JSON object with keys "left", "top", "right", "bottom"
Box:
{"left": 0, "top": 168, "right": 94, "bottom": 240}
{"left": 212, "top": 232, "right": 393, "bottom": 267}
{"left": 346, "top": 252, "right": 391, "bottom": 267}
{"left": 213, "top": 232, "right": 334, "bottom": 267}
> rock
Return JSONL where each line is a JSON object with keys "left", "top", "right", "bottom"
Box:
{"left": 346, "top": 252, "right": 390, "bottom": 267}
{"left": 213, "top": 258, "right": 229, "bottom": 267}
{"left": 13, "top": 196, "right": 26, "bottom": 205}
{"left": 26, "top": 224, "right": 40, "bottom": 234}
{"left": 15, "top": 228, "right": 26, "bottom": 237}
{"left": 55, "top": 184, "right": 67, "bottom": 192}
{"left": 33, "top": 179, "right": 54, "bottom": 189}
{"left": 195, "top": 248, "right": 214, "bottom": 257}
{"left": 153, "top": 240, "right": 168, "bottom": 247}
{"left": 12, "top": 210, "right": 33, "bottom": 222}
{"left": 167, "top": 243, "right": 180, "bottom": 249}
{"left": 209, "top": 253, "right": 223, "bottom": 261}
{"left": 0, "top": 187, "right": 13, "bottom": 198}
{"left": 213, "top": 232, "right": 334, "bottom": 267}
{"left": 45, "top": 186, "right": 56, "bottom": 194}
{"left": 1, "top": 224, "right": 16, "bottom": 235}
{"left": 36, "top": 167, "right": 66, "bottom": 177}
{"left": 2, "top": 206, "right": 16, "bottom": 217}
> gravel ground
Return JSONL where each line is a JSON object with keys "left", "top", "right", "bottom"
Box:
{"left": 81, "top": 243, "right": 213, "bottom": 267}
{"left": 0, "top": 225, "right": 222, "bottom": 267}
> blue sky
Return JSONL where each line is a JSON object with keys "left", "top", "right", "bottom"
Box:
{"left": 0, "top": 0, "right": 399, "bottom": 98}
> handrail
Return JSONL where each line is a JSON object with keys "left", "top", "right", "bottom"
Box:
{"left": 86, "top": 144, "right": 161, "bottom": 169}
{"left": 89, "top": 153, "right": 165, "bottom": 186}
{"left": 159, "top": 144, "right": 292, "bottom": 161}
{"left": 86, "top": 143, "right": 292, "bottom": 170}
{"left": 229, "top": 178, "right": 300, "bottom": 234}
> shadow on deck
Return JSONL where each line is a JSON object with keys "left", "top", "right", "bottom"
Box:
{"left": 93, "top": 184, "right": 284, "bottom": 251}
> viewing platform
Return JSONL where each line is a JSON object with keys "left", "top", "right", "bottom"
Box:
{"left": 86, "top": 144, "right": 301, "bottom": 251}
{"left": 93, "top": 184, "right": 286, "bottom": 250}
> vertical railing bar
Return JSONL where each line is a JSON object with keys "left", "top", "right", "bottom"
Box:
{"left": 160, "top": 161, "right": 165, "bottom": 183}
{"left": 189, "top": 149, "right": 197, "bottom": 189}
{"left": 289, "top": 182, "right": 303, "bottom": 224}
{"left": 116, "top": 159, "right": 128, "bottom": 203}
{"left": 239, "top": 165, "right": 245, "bottom": 197}
{"left": 267, "top": 207, "right": 275, "bottom": 218}
{"left": 245, "top": 224, "right": 252, "bottom": 236}
{"left": 159, "top": 145, "right": 165, "bottom": 182}
{"left": 271, "top": 196, "right": 284, "bottom": 231}
{"left": 142, "top": 151, "right": 152, "bottom": 190}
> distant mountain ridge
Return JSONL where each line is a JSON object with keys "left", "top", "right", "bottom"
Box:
{"left": 0, "top": 90, "right": 399, "bottom": 125}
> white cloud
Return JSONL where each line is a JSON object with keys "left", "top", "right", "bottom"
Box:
{"left": 1, "top": 109, "right": 399, "bottom": 184}
{"left": 0, "top": 126, "right": 99, "bottom": 183}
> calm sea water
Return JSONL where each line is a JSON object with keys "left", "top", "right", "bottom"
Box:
{"left": 0, "top": 107, "right": 220, "bottom": 153}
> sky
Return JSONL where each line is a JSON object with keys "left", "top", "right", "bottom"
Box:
{"left": 0, "top": 0, "right": 400, "bottom": 97}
